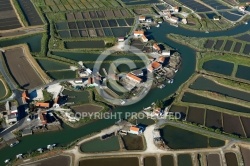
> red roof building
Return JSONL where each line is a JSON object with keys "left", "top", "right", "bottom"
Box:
{"left": 35, "top": 102, "right": 50, "bottom": 108}
{"left": 126, "top": 73, "right": 142, "bottom": 84}
{"left": 153, "top": 43, "right": 161, "bottom": 51}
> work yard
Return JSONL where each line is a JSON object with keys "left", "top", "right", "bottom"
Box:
{"left": 40, "top": 0, "right": 121, "bottom": 13}
{"left": 17, "top": 0, "right": 43, "bottom": 26}
{"left": 56, "top": 18, "right": 134, "bottom": 39}
{"left": 186, "top": 106, "right": 205, "bottom": 125}
{"left": 54, "top": 7, "right": 133, "bottom": 40}
{"left": 205, "top": 109, "right": 222, "bottom": 129}
{"left": 0, "top": 79, "right": 7, "bottom": 99}
{"left": 223, "top": 114, "right": 245, "bottom": 137}
{"left": 169, "top": 105, "right": 187, "bottom": 120}
{"left": 199, "top": 34, "right": 250, "bottom": 55}
{"left": 2, "top": 46, "right": 47, "bottom": 89}
{"left": 171, "top": 103, "right": 250, "bottom": 137}
{"left": 22, "top": 155, "right": 71, "bottom": 166}
{"left": 207, "top": 154, "right": 221, "bottom": 166}
{"left": 0, "top": 0, "right": 22, "bottom": 30}
{"left": 65, "top": 9, "right": 132, "bottom": 20}
{"left": 225, "top": 152, "right": 238, "bottom": 166}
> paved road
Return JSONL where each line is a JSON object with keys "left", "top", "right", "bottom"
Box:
{"left": 27, "top": 79, "right": 74, "bottom": 93}
{"left": 64, "top": 120, "right": 248, "bottom": 166}
{"left": 0, "top": 117, "right": 26, "bottom": 137}
{"left": 0, "top": 52, "right": 17, "bottom": 91}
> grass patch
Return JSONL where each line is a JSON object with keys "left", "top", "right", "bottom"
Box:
{"left": 36, "top": 58, "right": 70, "bottom": 71}
{"left": 198, "top": 52, "right": 250, "bottom": 71}
{"left": 62, "top": 89, "right": 90, "bottom": 104}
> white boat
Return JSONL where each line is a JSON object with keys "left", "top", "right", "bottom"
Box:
{"left": 244, "top": 22, "right": 248, "bottom": 25}
{"left": 120, "top": 100, "right": 125, "bottom": 105}
{"left": 205, "top": 31, "right": 209, "bottom": 33}
{"left": 16, "top": 154, "right": 22, "bottom": 159}
{"left": 175, "top": 69, "right": 178, "bottom": 73}
{"left": 4, "top": 159, "right": 10, "bottom": 163}
{"left": 158, "top": 84, "right": 165, "bottom": 89}
{"left": 156, "top": 24, "right": 160, "bottom": 27}
{"left": 47, "top": 143, "right": 56, "bottom": 150}
{"left": 146, "top": 26, "right": 150, "bottom": 30}
{"left": 47, "top": 144, "right": 52, "bottom": 150}
{"left": 10, "top": 141, "right": 19, "bottom": 147}
{"left": 37, "top": 148, "right": 43, "bottom": 152}
{"left": 170, "top": 23, "right": 178, "bottom": 27}
{"left": 168, "top": 79, "right": 174, "bottom": 84}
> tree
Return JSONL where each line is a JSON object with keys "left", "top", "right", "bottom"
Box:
{"left": 155, "top": 100, "right": 163, "bottom": 108}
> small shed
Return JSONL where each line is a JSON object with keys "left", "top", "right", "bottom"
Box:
{"left": 22, "top": 128, "right": 32, "bottom": 137}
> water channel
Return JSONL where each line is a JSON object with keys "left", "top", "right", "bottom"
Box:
{"left": 0, "top": 22, "right": 249, "bottom": 162}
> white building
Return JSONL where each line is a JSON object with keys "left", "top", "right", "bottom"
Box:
{"left": 182, "top": 18, "right": 187, "bottom": 24}
{"left": 239, "top": 6, "right": 246, "bottom": 12}
{"left": 146, "top": 18, "right": 152, "bottom": 23}
{"left": 86, "top": 68, "right": 92, "bottom": 75}
{"left": 213, "top": 16, "right": 220, "bottom": 21}
{"left": 162, "top": 50, "right": 171, "bottom": 56}
{"left": 153, "top": 129, "right": 161, "bottom": 139}
{"left": 118, "top": 37, "right": 125, "bottom": 42}
{"left": 74, "top": 79, "right": 83, "bottom": 84}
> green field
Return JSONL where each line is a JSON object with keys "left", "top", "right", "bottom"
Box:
{"left": 0, "top": 80, "right": 7, "bottom": 99}
{"left": 36, "top": 58, "right": 70, "bottom": 71}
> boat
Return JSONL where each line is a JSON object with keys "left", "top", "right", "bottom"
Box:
{"left": 158, "top": 84, "right": 165, "bottom": 89}
{"left": 170, "top": 23, "right": 178, "bottom": 27}
{"left": 146, "top": 26, "right": 150, "bottom": 30}
{"left": 156, "top": 24, "right": 160, "bottom": 27}
{"left": 10, "top": 140, "right": 19, "bottom": 147}
{"left": 16, "top": 154, "right": 22, "bottom": 159}
{"left": 168, "top": 79, "right": 174, "bottom": 84}
{"left": 205, "top": 31, "right": 209, "bottom": 33}
{"left": 174, "top": 69, "right": 178, "bottom": 73}
{"left": 170, "top": 79, "right": 174, "bottom": 84}
{"left": 120, "top": 100, "right": 125, "bottom": 105}
{"left": 37, "top": 148, "right": 43, "bottom": 152}
{"left": 244, "top": 22, "right": 248, "bottom": 25}
{"left": 4, "top": 159, "right": 10, "bottom": 163}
